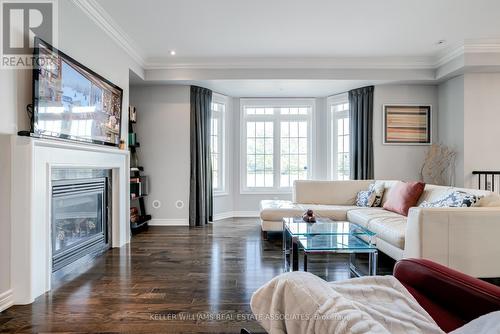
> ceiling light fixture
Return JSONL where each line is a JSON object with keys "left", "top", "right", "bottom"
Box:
{"left": 169, "top": 50, "right": 176, "bottom": 56}
{"left": 436, "top": 40, "right": 446, "bottom": 46}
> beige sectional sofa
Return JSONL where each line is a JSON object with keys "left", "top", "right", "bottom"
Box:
{"left": 260, "top": 180, "right": 500, "bottom": 278}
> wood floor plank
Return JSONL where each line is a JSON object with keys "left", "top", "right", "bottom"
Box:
{"left": 0, "top": 218, "right": 395, "bottom": 333}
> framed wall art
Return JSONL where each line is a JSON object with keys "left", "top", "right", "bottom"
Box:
{"left": 383, "top": 105, "right": 431, "bottom": 145}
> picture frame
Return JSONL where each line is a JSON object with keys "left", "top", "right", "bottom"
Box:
{"left": 383, "top": 104, "right": 432, "bottom": 145}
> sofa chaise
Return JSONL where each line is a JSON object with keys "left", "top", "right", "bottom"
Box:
{"left": 259, "top": 180, "right": 500, "bottom": 278}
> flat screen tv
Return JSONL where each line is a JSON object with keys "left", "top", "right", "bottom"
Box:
{"left": 32, "top": 38, "right": 123, "bottom": 147}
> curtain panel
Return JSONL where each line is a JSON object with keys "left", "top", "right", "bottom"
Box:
{"left": 349, "top": 86, "right": 374, "bottom": 180}
{"left": 189, "top": 86, "right": 213, "bottom": 227}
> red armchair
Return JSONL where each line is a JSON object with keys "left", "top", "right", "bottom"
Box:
{"left": 394, "top": 258, "right": 500, "bottom": 332}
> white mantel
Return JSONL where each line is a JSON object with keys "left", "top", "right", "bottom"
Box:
{"left": 10, "top": 136, "right": 130, "bottom": 305}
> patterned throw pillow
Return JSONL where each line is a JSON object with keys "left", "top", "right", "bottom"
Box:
{"left": 419, "top": 191, "right": 483, "bottom": 208}
{"left": 356, "top": 183, "right": 385, "bottom": 207}
{"left": 356, "top": 189, "right": 375, "bottom": 207}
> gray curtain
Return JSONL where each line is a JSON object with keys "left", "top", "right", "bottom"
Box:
{"left": 349, "top": 86, "right": 374, "bottom": 180}
{"left": 189, "top": 86, "right": 213, "bottom": 227}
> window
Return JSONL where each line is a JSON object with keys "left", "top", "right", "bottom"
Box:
{"left": 328, "top": 95, "right": 350, "bottom": 180}
{"left": 211, "top": 95, "right": 226, "bottom": 193}
{"left": 241, "top": 99, "right": 314, "bottom": 192}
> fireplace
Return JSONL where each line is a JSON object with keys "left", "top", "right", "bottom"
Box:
{"left": 11, "top": 138, "right": 129, "bottom": 305}
{"left": 51, "top": 171, "right": 112, "bottom": 272}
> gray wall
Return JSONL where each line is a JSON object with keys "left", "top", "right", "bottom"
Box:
{"left": 373, "top": 84, "right": 439, "bottom": 181}
{"left": 437, "top": 73, "right": 500, "bottom": 188}
{"left": 463, "top": 73, "right": 500, "bottom": 188}
{"left": 0, "top": 136, "right": 11, "bottom": 293}
{"left": 130, "top": 86, "right": 191, "bottom": 224}
{"left": 438, "top": 76, "right": 465, "bottom": 186}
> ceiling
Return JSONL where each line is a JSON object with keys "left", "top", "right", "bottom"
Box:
{"left": 100, "top": 0, "right": 500, "bottom": 96}
{"left": 99, "top": 0, "right": 500, "bottom": 61}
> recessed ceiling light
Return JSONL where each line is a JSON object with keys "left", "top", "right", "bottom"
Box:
{"left": 169, "top": 50, "right": 176, "bottom": 56}
{"left": 436, "top": 40, "right": 446, "bottom": 46}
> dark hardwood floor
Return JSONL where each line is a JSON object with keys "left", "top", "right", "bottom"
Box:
{"left": 0, "top": 218, "right": 395, "bottom": 333}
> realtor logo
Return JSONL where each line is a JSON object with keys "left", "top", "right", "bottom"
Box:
{"left": 1, "top": 0, "right": 57, "bottom": 68}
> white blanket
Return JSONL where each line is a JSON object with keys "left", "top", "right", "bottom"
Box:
{"left": 250, "top": 272, "right": 445, "bottom": 334}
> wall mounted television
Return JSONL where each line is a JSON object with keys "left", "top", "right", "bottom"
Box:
{"left": 32, "top": 38, "right": 123, "bottom": 147}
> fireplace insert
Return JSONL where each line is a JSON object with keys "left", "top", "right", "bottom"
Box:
{"left": 51, "top": 177, "right": 110, "bottom": 272}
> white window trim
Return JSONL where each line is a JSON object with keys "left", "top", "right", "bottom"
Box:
{"left": 212, "top": 93, "right": 228, "bottom": 196}
{"left": 239, "top": 98, "right": 316, "bottom": 194}
{"left": 327, "top": 93, "right": 349, "bottom": 180}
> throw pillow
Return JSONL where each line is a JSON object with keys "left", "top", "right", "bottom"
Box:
{"left": 419, "top": 191, "right": 483, "bottom": 208}
{"left": 370, "top": 183, "right": 385, "bottom": 207}
{"left": 356, "top": 183, "right": 386, "bottom": 207}
{"left": 383, "top": 181, "right": 426, "bottom": 216}
{"left": 356, "top": 189, "right": 375, "bottom": 207}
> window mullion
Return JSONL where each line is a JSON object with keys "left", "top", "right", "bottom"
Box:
{"left": 274, "top": 109, "right": 280, "bottom": 190}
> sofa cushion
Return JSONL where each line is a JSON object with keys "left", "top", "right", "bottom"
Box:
{"left": 347, "top": 208, "right": 389, "bottom": 228}
{"left": 367, "top": 215, "right": 407, "bottom": 249}
{"left": 383, "top": 181, "right": 425, "bottom": 216}
{"left": 347, "top": 208, "right": 407, "bottom": 248}
{"left": 260, "top": 200, "right": 304, "bottom": 221}
{"left": 298, "top": 204, "right": 358, "bottom": 221}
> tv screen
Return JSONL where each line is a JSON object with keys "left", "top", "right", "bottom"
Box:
{"left": 33, "top": 38, "right": 123, "bottom": 146}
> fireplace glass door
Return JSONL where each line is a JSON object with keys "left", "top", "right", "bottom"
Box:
{"left": 52, "top": 178, "right": 108, "bottom": 272}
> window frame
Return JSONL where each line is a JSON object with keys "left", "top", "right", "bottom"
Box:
{"left": 211, "top": 93, "right": 228, "bottom": 196}
{"left": 327, "top": 93, "right": 350, "bottom": 180}
{"left": 240, "top": 98, "right": 315, "bottom": 194}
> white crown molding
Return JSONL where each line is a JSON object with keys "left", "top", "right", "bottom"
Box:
{"left": 143, "top": 56, "right": 436, "bottom": 71}
{"left": 71, "top": 0, "right": 146, "bottom": 67}
{"left": 71, "top": 1, "right": 500, "bottom": 75}
{"left": 434, "top": 45, "right": 465, "bottom": 68}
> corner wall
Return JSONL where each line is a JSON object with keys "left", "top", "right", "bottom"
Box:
{"left": 438, "top": 75, "right": 465, "bottom": 186}
{"left": 463, "top": 73, "right": 500, "bottom": 188}
{"left": 130, "top": 86, "right": 191, "bottom": 225}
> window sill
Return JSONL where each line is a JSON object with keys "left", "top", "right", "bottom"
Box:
{"left": 239, "top": 189, "right": 293, "bottom": 196}
{"left": 213, "top": 191, "right": 229, "bottom": 197}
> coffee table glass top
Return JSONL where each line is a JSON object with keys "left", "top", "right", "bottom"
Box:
{"left": 299, "top": 234, "right": 377, "bottom": 252}
{"left": 283, "top": 217, "right": 375, "bottom": 237}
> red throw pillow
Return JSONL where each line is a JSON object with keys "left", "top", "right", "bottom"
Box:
{"left": 383, "top": 181, "right": 425, "bottom": 216}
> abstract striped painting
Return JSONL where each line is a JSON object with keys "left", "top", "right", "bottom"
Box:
{"left": 384, "top": 105, "right": 431, "bottom": 144}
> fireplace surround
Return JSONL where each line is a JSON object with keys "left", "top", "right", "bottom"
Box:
{"left": 10, "top": 136, "right": 129, "bottom": 305}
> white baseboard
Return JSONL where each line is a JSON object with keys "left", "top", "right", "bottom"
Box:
{"left": 213, "top": 211, "right": 259, "bottom": 221}
{"left": 149, "top": 218, "right": 189, "bottom": 226}
{"left": 0, "top": 289, "right": 13, "bottom": 312}
{"left": 150, "top": 212, "right": 260, "bottom": 224}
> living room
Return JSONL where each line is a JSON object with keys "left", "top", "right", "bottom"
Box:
{"left": 1, "top": 0, "right": 500, "bottom": 333}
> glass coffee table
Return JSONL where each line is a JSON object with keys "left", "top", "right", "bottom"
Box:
{"left": 283, "top": 217, "right": 378, "bottom": 276}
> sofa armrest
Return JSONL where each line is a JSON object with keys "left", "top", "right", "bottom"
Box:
{"left": 394, "top": 258, "right": 500, "bottom": 332}
{"left": 404, "top": 207, "right": 500, "bottom": 278}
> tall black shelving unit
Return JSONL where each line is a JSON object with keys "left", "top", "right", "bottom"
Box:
{"left": 129, "top": 108, "right": 151, "bottom": 233}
